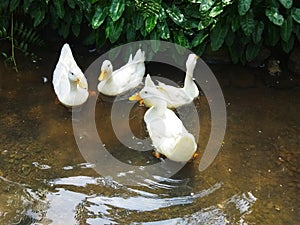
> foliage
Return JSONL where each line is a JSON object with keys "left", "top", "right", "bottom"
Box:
{"left": 88, "top": 0, "right": 233, "bottom": 56}
{"left": 0, "top": 3, "right": 44, "bottom": 71}
{"left": 88, "top": 0, "right": 300, "bottom": 63}
{"left": 1, "top": 0, "right": 300, "bottom": 66}
{"left": 215, "top": 0, "right": 300, "bottom": 63}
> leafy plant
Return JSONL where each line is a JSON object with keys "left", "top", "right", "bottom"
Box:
{"left": 0, "top": 13, "right": 19, "bottom": 72}
{"left": 89, "top": 0, "right": 233, "bottom": 57}
{"left": 211, "top": 0, "right": 300, "bottom": 63}
{"left": 1, "top": 0, "right": 300, "bottom": 68}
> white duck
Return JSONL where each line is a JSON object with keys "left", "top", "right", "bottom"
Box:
{"left": 52, "top": 43, "right": 88, "bottom": 107}
{"left": 140, "top": 54, "right": 199, "bottom": 108}
{"left": 97, "top": 49, "right": 145, "bottom": 96}
{"left": 129, "top": 87, "right": 197, "bottom": 162}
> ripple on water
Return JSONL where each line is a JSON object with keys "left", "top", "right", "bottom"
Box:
{"left": 3, "top": 172, "right": 256, "bottom": 225}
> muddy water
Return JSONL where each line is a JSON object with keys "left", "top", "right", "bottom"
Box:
{"left": 0, "top": 44, "right": 299, "bottom": 224}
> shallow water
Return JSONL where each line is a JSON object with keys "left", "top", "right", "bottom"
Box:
{"left": 0, "top": 44, "right": 299, "bottom": 224}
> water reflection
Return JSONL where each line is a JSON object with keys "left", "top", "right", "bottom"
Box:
{"left": 17, "top": 175, "right": 256, "bottom": 225}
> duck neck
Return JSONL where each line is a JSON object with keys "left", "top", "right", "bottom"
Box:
{"left": 183, "top": 70, "right": 195, "bottom": 96}
{"left": 152, "top": 100, "right": 167, "bottom": 116}
{"left": 105, "top": 70, "right": 113, "bottom": 83}
{"left": 69, "top": 81, "right": 78, "bottom": 92}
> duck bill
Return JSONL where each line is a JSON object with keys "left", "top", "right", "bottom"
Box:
{"left": 195, "top": 55, "right": 199, "bottom": 60}
{"left": 98, "top": 70, "right": 107, "bottom": 81}
{"left": 77, "top": 78, "right": 87, "bottom": 89}
{"left": 129, "top": 93, "right": 142, "bottom": 101}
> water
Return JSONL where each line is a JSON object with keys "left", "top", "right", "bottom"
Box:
{"left": 0, "top": 44, "right": 299, "bottom": 224}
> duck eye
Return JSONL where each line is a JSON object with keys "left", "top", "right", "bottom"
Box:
{"left": 144, "top": 91, "right": 148, "bottom": 94}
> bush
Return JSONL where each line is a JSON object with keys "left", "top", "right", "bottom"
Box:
{"left": 214, "top": 0, "right": 300, "bottom": 63}
{"left": 1, "top": 0, "right": 300, "bottom": 66}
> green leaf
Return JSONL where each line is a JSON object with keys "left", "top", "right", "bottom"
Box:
{"left": 282, "top": 35, "right": 294, "bottom": 53}
{"left": 126, "top": 23, "right": 136, "bottom": 42}
{"left": 198, "top": 18, "right": 215, "bottom": 30}
{"left": 193, "top": 41, "right": 207, "bottom": 56}
{"left": 166, "top": 4, "right": 187, "bottom": 28}
{"left": 269, "top": 0, "right": 280, "bottom": 8}
{"left": 185, "top": 4, "right": 202, "bottom": 19}
{"left": 105, "top": 18, "right": 124, "bottom": 43}
{"left": 140, "top": 24, "right": 147, "bottom": 37}
{"left": 92, "top": 6, "right": 108, "bottom": 29}
{"left": 252, "top": 21, "right": 264, "bottom": 44}
{"left": 222, "top": 0, "right": 233, "bottom": 6}
{"left": 199, "top": 0, "right": 215, "bottom": 12}
{"left": 23, "top": 0, "right": 33, "bottom": 12}
{"left": 291, "top": 8, "right": 300, "bottom": 24}
{"left": 266, "top": 7, "right": 284, "bottom": 26}
{"left": 209, "top": 5, "right": 223, "bottom": 18}
{"left": 278, "top": 0, "right": 292, "bottom": 9}
{"left": 150, "top": 31, "right": 160, "bottom": 53}
{"left": 293, "top": 24, "right": 300, "bottom": 41}
{"left": 246, "top": 42, "right": 261, "bottom": 62}
{"left": 59, "top": 22, "right": 70, "bottom": 39}
{"left": 0, "top": 0, "right": 9, "bottom": 10}
{"left": 31, "top": 9, "right": 45, "bottom": 27}
{"left": 173, "top": 30, "right": 190, "bottom": 48}
{"left": 191, "top": 31, "right": 208, "bottom": 47}
{"left": 238, "top": 0, "right": 251, "bottom": 16}
{"left": 74, "top": 10, "right": 82, "bottom": 24}
{"left": 241, "top": 34, "right": 251, "bottom": 45}
{"left": 90, "top": 0, "right": 99, "bottom": 4}
{"left": 53, "top": 0, "right": 65, "bottom": 19}
{"left": 9, "top": 0, "right": 20, "bottom": 12}
{"left": 109, "top": 0, "right": 125, "bottom": 22}
{"left": 1, "top": 52, "right": 8, "bottom": 59}
{"left": 210, "top": 21, "right": 229, "bottom": 51}
{"left": 157, "top": 21, "right": 170, "bottom": 39}
{"left": 71, "top": 22, "right": 80, "bottom": 37}
{"left": 145, "top": 15, "right": 158, "bottom": 33}
{"left": 157, "top": 7, "right": 166, "bottom": 21}
{"left": 67, "top": 0, "right": 75, "bottom": 9}
{"left": 281, "top": 16, "right": 293, "bottom": 42}
{"left": 240, "top": 10, "right": 255, "bottom": 36}
{"left": 225, "top": 29, "right": 235, "bottom": 46}
{"left": 231, "top": 15, "right": 240, "bottom": 32}
{"left": 267, "top": 24, "right": 280, "bottom": 46}
{"left": 132, "top": 13, "right": 144, "bottom": 30}
{"left": 96, "top": 31, "right": 107, "bottom": 48}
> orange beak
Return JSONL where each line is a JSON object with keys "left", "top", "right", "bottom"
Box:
{"left": 98, "top": 70, "right": 107, "bottom": 81}
{"left": 77, "top": 77, "right": 87, "bottom": 89}
{"left": 129, "top": 93, "right": 142, "bottom": 101}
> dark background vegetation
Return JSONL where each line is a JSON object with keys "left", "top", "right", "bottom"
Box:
{"left": 0, "top": 0, "right": 300, "bottom": 71}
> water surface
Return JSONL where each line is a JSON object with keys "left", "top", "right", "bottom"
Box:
{"left": 0, "top": 45, "right": 299, "bottom": 224}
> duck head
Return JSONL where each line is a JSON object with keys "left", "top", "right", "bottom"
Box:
{"left": 186, "top": 54, "right": 198, "bottom": 78}
{"left": 98, "top": 60, "right": 113, "bottom": 81}
{"left": 68, "top": 70, "right": 87, "bottom": 89}
{"left": 130, "top": 86, "right": 168, "bottom": 108}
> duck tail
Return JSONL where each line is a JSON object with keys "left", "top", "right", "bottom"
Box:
{"left": 133, "top": 49, "right": 145, "bottom": 63}
{"left": 127, "top": 53, "right": 133, "bottom": 63}
{"left": 60, "top": 43, "right": 73, "bottom": 62}
{"left": 168, "top": 134, "right": 197, "bottom": 162}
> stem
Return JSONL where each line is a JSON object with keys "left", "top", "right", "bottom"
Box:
{"left": 10, "top": 13, "right": 18, "bottom": 72}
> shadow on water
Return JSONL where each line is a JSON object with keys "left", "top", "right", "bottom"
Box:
{"left": 0, "top": 44, "right": 299, "bottom": 224}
